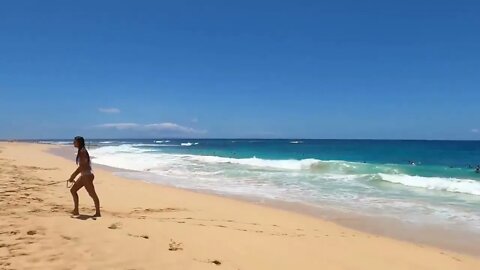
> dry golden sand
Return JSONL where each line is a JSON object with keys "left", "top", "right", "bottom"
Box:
{"left": 0, "top": 142, "right": 479, "bottom": 270}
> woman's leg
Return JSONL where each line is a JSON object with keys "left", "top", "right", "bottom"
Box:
{"left": 70, "top": 177, "right": 85, "bottom": 215}
{"left": 83, "top": 175, "right": 101, "bottom": 217}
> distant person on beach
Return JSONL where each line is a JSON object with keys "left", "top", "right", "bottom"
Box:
{"left": 68, "top": 136, "right": 101, "bottom": 217}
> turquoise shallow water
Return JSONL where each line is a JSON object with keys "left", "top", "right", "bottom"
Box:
{"left": 41, "top": 139, "right": 480, "bottom": 232}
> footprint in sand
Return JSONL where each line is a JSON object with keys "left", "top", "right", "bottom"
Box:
{"left": 131, "top": 207, "right": 183, "bottom": 214}
{"left": 0, "top": 262, "right": 11, "bottom": 268}
{"left": 108, "top": 223, "right": 122, "bottom": 230}
{"left": 210, "top": 260, "right": 221, "bottom": 265}
{"left": 128, "top": 233, "right": 149, "bottom": 239}
{"left": 61, "top": 235, "right": 78, "bottom": 241}
{"left": 23, "top": 166, "right": 58, "bottom": 171}
{"left": 195, "top": 259, "right": 222, "bottom": 266}
{"left": 168, "top": 239, "right": 183, "bottom": 251}
{"left": 49, "top": 205, "right": 69, "bottom": 213}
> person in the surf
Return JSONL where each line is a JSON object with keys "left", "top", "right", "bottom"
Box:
{"left": 68, "top": 136, "right": 101, "bottom": 217}
{"left": 475, "top": 165, "right": 480, "bottom": 174}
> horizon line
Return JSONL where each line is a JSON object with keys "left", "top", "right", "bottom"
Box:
{"left": 2, "top": 138, "right": 480, "bottom": 142}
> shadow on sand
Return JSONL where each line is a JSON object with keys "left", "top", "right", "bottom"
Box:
{"left": 71, "top": 214, "right": 97, "bottom": 221}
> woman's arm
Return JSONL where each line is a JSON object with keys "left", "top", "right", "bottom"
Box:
{"left": 69, "top": 167, "right": 81, "bottom": 182}
{"left": 69, "top": 150, "right": 89, "bottom": 181}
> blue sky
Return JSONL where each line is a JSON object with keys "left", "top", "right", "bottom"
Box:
{"left": 1, "top": 0, "right": 479, "bottom": 140}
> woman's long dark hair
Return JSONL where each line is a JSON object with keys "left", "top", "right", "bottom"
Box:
{"left": 75, "top": 136, "right": 90, "bottom": 165}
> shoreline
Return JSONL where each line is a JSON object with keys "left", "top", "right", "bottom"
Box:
{"left": 1, "top": 141, "right": 480, "bottom": 269}
{"left": 49, "top": 143, "right": 480, "bottom": 257}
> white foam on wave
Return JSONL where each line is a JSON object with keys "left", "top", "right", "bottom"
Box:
{"left": 184, "top": 155, "right": 354, "bottom": 172}
{"left": 156, "top": 144, "right": 180, "bottom": 147}
{"left": 154, "top": 140, "right": 171, "bottom": 143}
{"left": 90, "top": 145, "right": 352, "bottom": 172}
{"left": 90, "top": 145, "right": 158, "bottom": 171}
{"left": 89, "top": 144, "right": 480, "bottom": 198}
{"left": 181, "top": 142, "right": 199, "bottom": 146}
{"left": 378, "top": 173, "right": 480, "bottom": 196}
{"left": 131, "top": 143, "right": 160, "bottom": 147}
{"left": 290, "top": 141, "right": 303, "bottom": 144}
{"left": 38, "top": 141, "right": 71, "bottom": 145}
{"left": 93, "top": 144, "right": 150, "bottom": 154}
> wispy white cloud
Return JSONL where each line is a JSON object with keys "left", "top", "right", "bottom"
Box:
{"left": 144, "top": 123, "right": 201, "bottom": 133}
{"left": 98, "top": 107, "right": 121, "bottom": 114}
{"left": 472, "top": 128, "right": 479, "bottom": 133}
{"left": 95, "top": 122, "right": 206, "bottom": 134}
{"left": 96, "top": 123, "right": 139, "bottom": 130}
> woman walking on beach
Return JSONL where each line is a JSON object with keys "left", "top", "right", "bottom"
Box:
{"left": 68, "top": 136, "right": 101, "bottom": 217}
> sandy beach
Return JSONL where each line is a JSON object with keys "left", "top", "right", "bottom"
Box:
{"left": 0, "top": 142, "right": 479, "bottom": 270}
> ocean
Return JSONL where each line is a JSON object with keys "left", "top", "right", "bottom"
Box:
{"left": 42, "top": 139, "right": 480, "bottom": 234}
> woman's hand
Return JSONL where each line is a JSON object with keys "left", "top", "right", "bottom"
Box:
{"left": 68, "top": 175, "right": 76, "bottom": 183}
